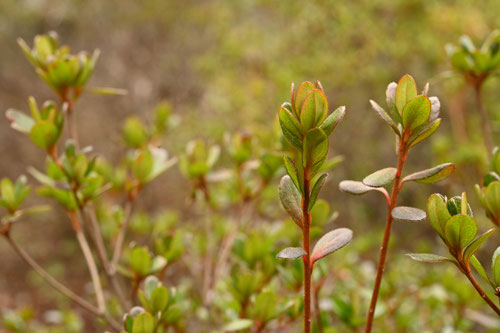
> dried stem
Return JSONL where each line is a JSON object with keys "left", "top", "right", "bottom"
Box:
{"left": 473, "top": 84, "right": 494, "bottom": 159}
{"left": 365, "top": 137, "right": 408, "bottom": 333}
{"left": 302, "top": 167, "right": 312, "bottom": 333}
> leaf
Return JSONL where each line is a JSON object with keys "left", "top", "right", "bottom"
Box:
{"left": 406, "top": 253, "right": 455, "bottom": 264}
{"left": 284, "top": 155, "right": 302, "bottom": 194}
{"left": 130, "top": 246, "right": 151, "bottom": 276}
{"left": 150, "top": 285, "right": 169, "bottom": 313}
{"left": 369, "top": 100, "right": 399, "bottom": 135}
{"left": 362, "top": 167, "right": 397, "bottom": 187}
{"left": 470, "top": 255, "right": 493, "bottom": 287}
{"left": 6, "top": 109, "right": 35, "bottom": 133}
{"left": 223, "top": 319, "right": 254, "bottom": 331}
{"left": 132, "top": 312, "right": 154, "bottom": 333}
{"left": 426, "top": 194, "right": 451, "bottom": 239}
{"left": 395, "top": 74, "right": 417, "bottom": 113}
{"left": 86, "top": 87, "right": 128, "bottom": 95}
{"left": 308, "top": 173, "right": 328, "bottom": 211}
{"left": 278, "top": 107, "right": 303, "bottom": 151}
{"left": 492, "top": 247, "right": 500, "bottom": 287}
{"left": 303, "top": 128, "right": 328, "bottom": 169}
{"left": 276, "top": 247, "right": 307, "bottom": 259}
{"left": 485, "top": 182, "right": 500, "bottom": 219}
{"left": 300, "top": 90, "right": 326, "bottom": 130}
{"left": 464, "top": 229, "right": 495, "bottom": 261}
{"left": 338, "top": 180, "right": 388, "bottom": 197}
{"left": 30, "top": 121, "right": 59, "bottom": 150}
{"left": 401, "top": 95, "right": 431, "bottom": 130}
{"left": 408, "top": 118, "right": 441, "bottom": 148}
{"left": 279, "top": 175, "right": 303, "bottom": 227}
{"left": 391, "top": 206, "right": 426, "bottom": 222}
{"left": 444, "top": 215, "right": 477, "bottom": 251}
{"left": 294, "top": 81, "right": 315, "bottom": 117}
{"left": 311, "top": 228, "right": 353, "bottom": 266}
{"left": 320, "top": 106, "right": 345, "bottom": 136}
{"left": 402, "top": 163, "right": 456, "bottom": 184}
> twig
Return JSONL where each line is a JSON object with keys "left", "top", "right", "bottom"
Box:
{"left": 110, "top": 199, "right": 134, "bottom": 274}
{"left": 464, "top": 263, "right": 500, "bottom": 316}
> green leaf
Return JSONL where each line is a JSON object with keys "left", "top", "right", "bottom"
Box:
{"left": 144, "top": 276, "right": 160, "bottom": 299}
{"left": 130, "top": 246, "right": 151, "bottom": 277}
{"left": 6, "top": 109, "right": 35, "bottom": 133}
{"left": 446, "top": 196, "right": 473, "bottom": 217}
{"left": 338, "top": 180, "right": 388, "bottom": 197}
{"left": 303, "top": 128, "right": 328, "bottom": 169}
{"left": 362, "top": 167, "right": 397, "bottom": 188}
{"left": 86, "top": 87, "right": 128, "bottom": 95}
{"left": 406, "top": 253, "right": 455, "bottom": 264}
{"left": 426, "top": 194, "right": 451, "bottom": 239}
{"left": 150, "top": 286, "right": 169, "bottom": 313}
{"left": 369, "top": 100, "right": 400, "bottom": 135}
{"left": 408, "top": 118, "right": 441, "bottom": 148}
{"left": 223, "top": 319, "right": 254, "bottom": 331}
{"left": 391, "top": 206, "right": 426, "bottom": 222}
{"left": 276, "top": 247, "right": 307, "bottom": 259}
{"left": 492, "top": 247, "right": 500, "bottom": 287}
{"left": 132, "top": 149, "right": 154, "bottom": 183}
{"left": 123, "top": 116, "right": 148, "bottom": 148}
{"left": 300, "top": 90, "right": 326, "bottom": 130}
{"left": 30, "top": 121, "right": 59, "bottom": 150}
{"left": 485, "top": 182, "right": 500, "bottom": 220}
{"left": 444, "top": 215, "right": 477, "bottom": 251}
{"left": 278, "top": 107, "right": 303, "bottom": 151}
{"left": 320, "top": 106, "right": 345, "bottom": 136}
{"left": 308, "top": 173, "right": 328, "bottom": 211}
{"left": 470, "top": 255, "right": 493, "bottom": 287}
{"left": 279, "top": 175, "right": 303, "bottom": 228}
{"left": 294, "top": 81, "right": 315, "bottom": 117}
{"left": 402, "top": 163, "right": 456, "bottom": 184}
{"left": 401, "top": 95, "right": 431, "bottom": 130}
{"left": 464, "top": 229, "right": 495, "bottom": 261}
{"left": 284, "top": 155, "right": 302, "bottom": 194}
{"left": 132, "top": 312, "right": 154, "bottom": 333}
{"left": 311, "top": 228, "right": 353, "bottom": 266}
{"left": 395, "top": 74, "right": 417, "bottom": 113}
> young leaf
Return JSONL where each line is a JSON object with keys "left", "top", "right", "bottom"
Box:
{"left": 470, "top": 255, "right": 493, "bottom": 287}
{"left": 279, "top": 107, "right": 303, "bottom": 151}
{"left": 132, "top": 312, "right": 155, "bottom": 333}
{"left": 311, "top": 228, "right": 353, "bottom": 266}
{"left": 276, "top": 247, "right": 307, "bottom": 259}
{"left": 485, "top": 182, "right": 500, "bottom": 219}
{"left": 30, "top": 121, "right": 59, "bottom": 150}
{"left": 320, "top": 106, "right": 345, "bottom": 136}
{"left": 492, "top": 247, "right": 500, "bottom": 287}
{"left": 303, "top": 128, "right": 328, "bottom": 169}
{"left": 391, "top": 206, "right": 426, "bottom": 222}
{"left": 301, "top": 90, "right": 326, "bottom": 130}
{"left": 401, "top": 95, "right": 431, "bottom": 130}
{"left": 308, "top": 173, "right": 328, "bottom": 211}
{"left": 362, "top": 167, "right": 397, "bottom": 187}
{"left": 444, "top": 215, "right": 477, "bottom": 251}
{"left": 294, "top": 81, "right": 315, "bottom": 117}
{"left": 279, "top": 175, "right": 303, "bottom": 228}
{"left": 369, "top": 100, "right": 400, "bottom": 135}
{"left": 426, "top": 194, "right": 451, "bottom": 239}
{"left": 395, "top": 74, "right": 417, "bottom": 113}
{"left": 223, "top": 319, "right": 254, "bottom": 331}
{"left": 408, "top": 118, "right": 441, "bottom": 148}
{"left": 402, "top": 163, "right": 456, "bottom": 184}
{"left": 406, "top": 253, "right": 455, "bottom": 264}
{"left": 463, "top": 229, "right": 495, "bottom": 261}
{"left": 284, "top": 155, "right": 302, "bottom": 194}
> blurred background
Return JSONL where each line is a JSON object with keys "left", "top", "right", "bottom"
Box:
{"left": 1, "top": 0, "right": 500, "bottom": 332}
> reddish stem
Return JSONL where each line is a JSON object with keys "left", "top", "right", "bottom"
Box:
{"left": 365, "top": 137, "right": 408, "bottom": 333}
{"left": 302, "top": 167, "right": 312, "bottom": 333}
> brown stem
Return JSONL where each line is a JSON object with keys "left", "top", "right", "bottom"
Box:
{"left": 302, "top": 167, "right": 312, "bottom": 333}
{"left": 474, "top": 84, "right": 494, "bottom": 159}
{"left": 365, "top": 137, "right": 408, "bottom": 333}
{"left": 463, "top": 263, "right": 500, "bottom": 316}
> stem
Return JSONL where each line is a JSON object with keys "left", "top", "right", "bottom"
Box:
{"left": 314, "top": 279, "right": 325, "bottom": 333}
{"left": 302, "top": 167, "right": 312, "bottom": 333}
{"left": 463, "top": 264, "right": 500, "bottom": 316}
{"left": 474, "top": 84, "right": 494, "bottom": 159}
{"left": 365, "top": 138, "right": 408, "bottom": 333}
{"left": 68, "top": 211, "right": 106, "bottom": 313}
{"left": 110, "top": 199, "right": 134, "bottom": 274}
